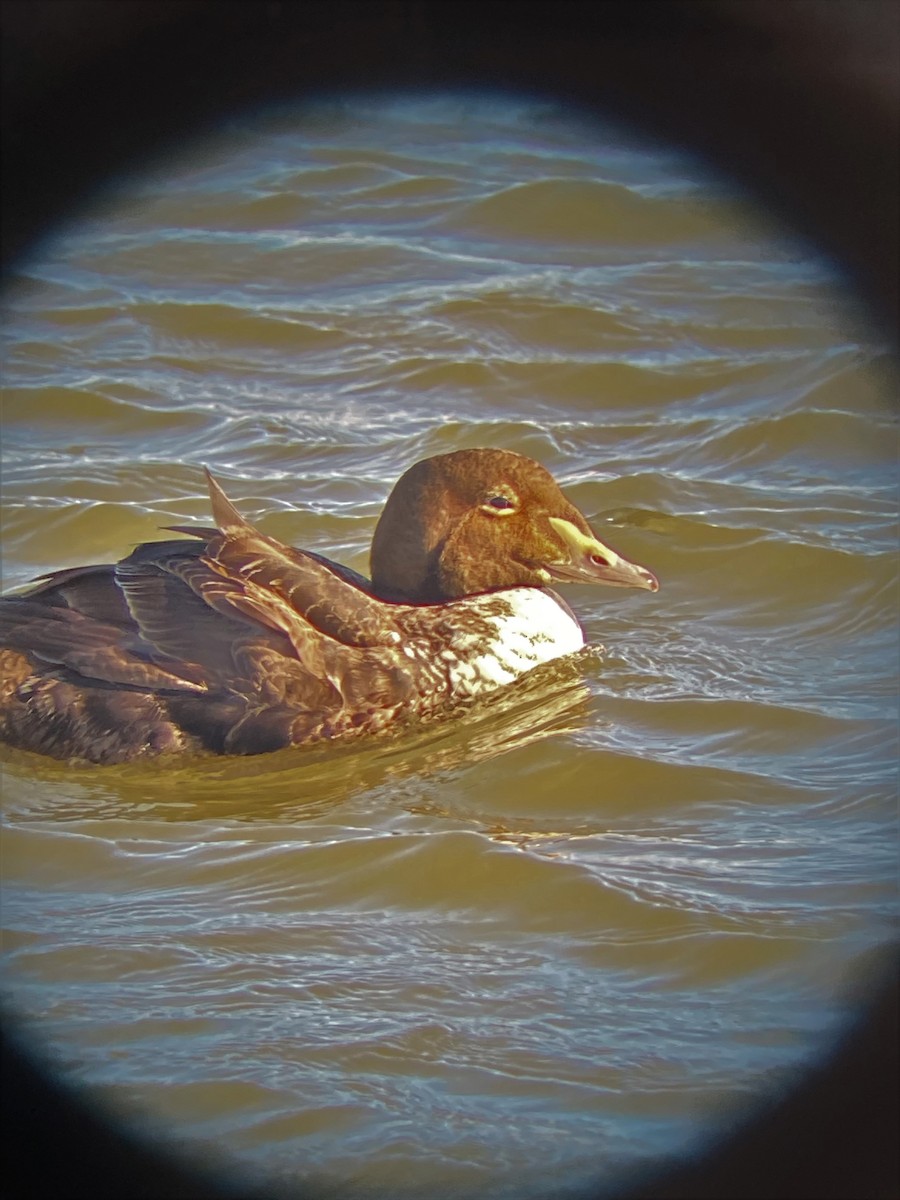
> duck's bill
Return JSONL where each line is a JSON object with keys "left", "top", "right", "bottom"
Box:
{"left": 544, "top": 517, "right": 659, "bottom": 592}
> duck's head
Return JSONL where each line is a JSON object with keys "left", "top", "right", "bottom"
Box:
{"left": 370, "top": 448, "right": 659, "bottom": 603}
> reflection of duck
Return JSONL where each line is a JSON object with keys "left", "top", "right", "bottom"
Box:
{"left": 0, "top": 449, "right": 657, "bottom": 764}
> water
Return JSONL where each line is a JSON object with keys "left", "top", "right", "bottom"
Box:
{"left": 0, "top": 94, "right": 897, "bottom": 1199}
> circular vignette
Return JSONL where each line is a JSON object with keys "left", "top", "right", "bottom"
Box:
{"left": 1, "top": 3, "right": 897, "bottom": 1200}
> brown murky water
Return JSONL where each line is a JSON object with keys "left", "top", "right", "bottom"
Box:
{"left": 1, "top": 95, "right": 897, "bottom": 1199}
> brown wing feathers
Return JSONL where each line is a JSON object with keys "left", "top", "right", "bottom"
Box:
{"left": 0, "top": 470, "right": 426, "bottom": 761}
{"left": 202, "top": 469, "right": 405, "bottom": 649}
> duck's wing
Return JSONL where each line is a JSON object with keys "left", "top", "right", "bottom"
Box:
{"left": 195, "top": 469, "right": 408, "bottom": 652}
{"left": 22, "top": 563, "right": 136, "bottom": 626}
{"left": 0, "top": 474, "right": 431, "bottom": 761}
{"left": 1, "top": 533, "right": 351, "bottom": 759}
{"left": 0, "top": 595, "right": 207, "bottom": 700}
{"left": 1, "top": 537, "right": 317, "bottom": 700}
{"left": 109, "top": 475, "right": 422, "bottom": 714}
{"left": 112, "top": 540, "right": 282, "bottom": 681}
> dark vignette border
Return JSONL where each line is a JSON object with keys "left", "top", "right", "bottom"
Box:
{"left": 1, "top": 3, "right": 897, "bottom": 1199}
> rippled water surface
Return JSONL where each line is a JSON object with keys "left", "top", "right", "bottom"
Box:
{"left": 1, "top": 96, "right": 897, "bottom": 1198}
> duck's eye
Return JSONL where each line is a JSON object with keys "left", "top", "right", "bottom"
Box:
{"left": 479, "top": 492, "right": 518, "bottom": 517}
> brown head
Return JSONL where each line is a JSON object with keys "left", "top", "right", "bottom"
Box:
{"left": 369, "top": 448, "right": 659, "bottom": 602}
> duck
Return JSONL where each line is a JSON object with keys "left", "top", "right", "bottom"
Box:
{"left": 0, "top": 448, "right": 658, "bottom": 764}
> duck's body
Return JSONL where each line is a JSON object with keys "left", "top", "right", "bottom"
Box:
{"left": 0, "top": 449, "right": 657, "bottom": 764}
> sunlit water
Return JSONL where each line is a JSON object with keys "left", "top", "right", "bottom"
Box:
{"left": 1, "top": 95, "right": 897, "bottom": 1199}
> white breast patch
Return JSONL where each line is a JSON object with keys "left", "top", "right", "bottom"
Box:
{"left": 446, "top": 588, "right": 585, "bottom": 698}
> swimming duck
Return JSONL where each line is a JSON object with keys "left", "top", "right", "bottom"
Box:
{"left": 0, "top": 449, "right": 658, "bottom": 764}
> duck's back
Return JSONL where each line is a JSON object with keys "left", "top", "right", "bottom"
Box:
{"left": 0, "top": 518, "right": 442, "bottom": 763}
